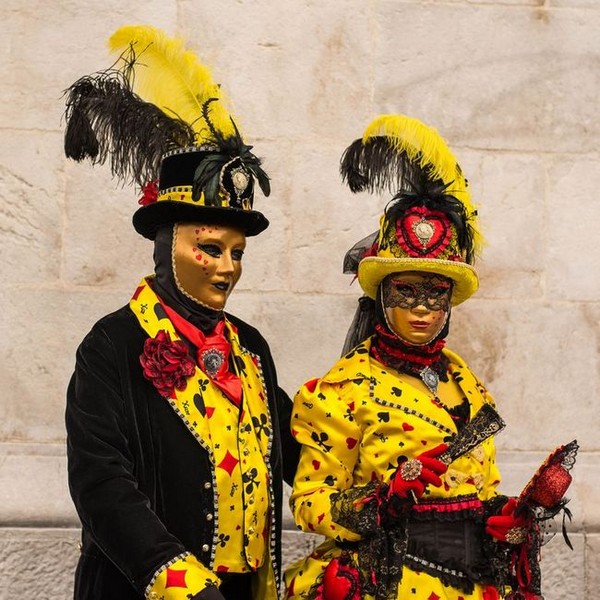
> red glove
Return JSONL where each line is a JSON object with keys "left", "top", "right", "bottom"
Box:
{"left": 318, "top": 555, "right": 361, "bottom": 600}
{"left": 388, "top": 444, "right": 448, "bottom": 500}
{"left": 486, "top": 498, "right": 530, "bottom": 544}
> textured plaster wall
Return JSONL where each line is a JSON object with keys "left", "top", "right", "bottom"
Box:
{"left": 0, "top": 0, "right": 598, "bottom": 597}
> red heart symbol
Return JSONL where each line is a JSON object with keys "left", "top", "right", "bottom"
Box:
{"left": 312, "top": 460, "right": 321, "bottom": 470}
{"left": 402, "top": 423, "right": 414, "bottom": 431}
{"left": 305, "top": 378, "right": 318, "bottom": 393}
{"left": 397, "top": 207, "right": 452, "bottom": 258}
{"left": 346, "top": 437, "right": 358, "bottom": 449}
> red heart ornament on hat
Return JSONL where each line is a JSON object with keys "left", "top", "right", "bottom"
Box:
{"left": 397, "top": 206, "right": 452, "bottom": 258}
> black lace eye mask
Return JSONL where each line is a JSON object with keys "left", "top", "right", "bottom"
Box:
{"left": 382, "top": 274, "right": 453, "bottom": 312}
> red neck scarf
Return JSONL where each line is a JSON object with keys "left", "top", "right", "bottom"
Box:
{"left": 159, "top": 299, "right": 242, "bottom": 407}
{"left": 371, "top": 323, "right": 449, "bottom": 381}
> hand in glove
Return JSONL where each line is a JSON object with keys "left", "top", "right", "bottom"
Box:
{"left": 317, "top": 555, "right": 361, "bottom": 600}
{"left": 388, "top": 444, "right": 448, "bottom": 500}
{"left": 485, "top": 497, "right": 530, "bottom": 544}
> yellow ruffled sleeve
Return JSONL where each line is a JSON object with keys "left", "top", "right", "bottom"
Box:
{"left": 290, "top": 377, "right": 367, "bottom": 542}
{"left": 146, "top": 553, "right": 220, "bottom": 600}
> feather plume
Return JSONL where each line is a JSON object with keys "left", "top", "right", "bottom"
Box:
{"left": 362, "top": 114, "right": 471, "bottom": 208}
{"left": 109, "top": 25, "right": 237, "bottom": 143}
{"left": 63, "top": 69, "right": 195, "bottom": 186}
{"left": 341, "top": 114, "right": 482, "bottom": 257}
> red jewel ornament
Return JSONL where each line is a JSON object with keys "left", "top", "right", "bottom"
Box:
{"left": 140, "top": 330, "right": 196, "bottom": 397}
{"left": 138, "top": 179, "right": 159, "bottom": 206}
{"left": 396, "top": 206, "right": 453, "bottom": 258}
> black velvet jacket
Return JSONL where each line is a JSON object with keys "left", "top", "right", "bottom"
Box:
{"left": 66, "top": 304, "right": 299, "bottom": 599}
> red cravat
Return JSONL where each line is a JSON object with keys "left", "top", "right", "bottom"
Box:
{"left": 158, "top": 300, "right": 242, "bottom": 407}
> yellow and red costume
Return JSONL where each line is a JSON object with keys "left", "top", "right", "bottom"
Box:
{"left": 284, "top": 114, "right": 576, "bottom": 600}
{"left": 285, "top": 339, "right": 503, "bottom": 600}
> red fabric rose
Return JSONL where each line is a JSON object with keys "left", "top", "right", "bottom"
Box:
{"left": 140, "top": 330, "right": 195, "bottom": 397}
{"left": 138, "top": 179, "right": 159, "bottom": 206}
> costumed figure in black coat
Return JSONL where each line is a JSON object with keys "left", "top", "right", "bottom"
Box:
{"left": 64, "top": 25, "right": 299, "bottom": 600}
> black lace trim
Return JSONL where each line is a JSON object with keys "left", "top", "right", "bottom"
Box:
{"left": 330, "top": 481, "right": 383, "bottom": 536}
{"left": 446, "top": 397, "right": 471, "bottom": 431}
{"left": 322, "top": 486, "right": 569, "bottom": 599}
{"left": 328, "top": 481, "right": 407, "bottom": 599}
{"left": 438, "top": 403, "right": 506, "bottom": 465}
{"left": 326, "top": 487, "right": 517, "bottom": 599}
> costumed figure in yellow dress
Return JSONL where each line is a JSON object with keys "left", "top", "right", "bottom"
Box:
{"left": 64, "top": 26, "right": 298, "bottom": 600}
{"left": 284, "top": 115, "right": 577, "bottom": 600}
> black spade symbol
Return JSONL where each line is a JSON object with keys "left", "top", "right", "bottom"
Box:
{"left": 193, "top": 393, "right": 205, "bottom": 416}
{"left": 377, "top": 412, "right": 390, "bottom": 423}
{"left": 154, "top": 303, "right": 168, "bottom": 321}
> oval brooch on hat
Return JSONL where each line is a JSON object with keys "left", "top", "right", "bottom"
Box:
{"left": 397, "top": 206, "right": 453, "bottom": 258}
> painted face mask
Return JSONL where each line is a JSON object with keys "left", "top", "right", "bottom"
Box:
{"left": 381, "top": 272, "right": 452, "bottom": 345}
{"left": 173, "top": 223, "right": 246, "bottom": 310}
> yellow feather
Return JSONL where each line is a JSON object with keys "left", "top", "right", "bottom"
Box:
{"left": 108, "top": 25, "right": 237, "bottom": 143}
{"left": 363, "top": 114, "right": 483, "bottom": 253}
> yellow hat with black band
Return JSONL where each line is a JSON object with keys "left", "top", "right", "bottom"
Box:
{"left": 341, "top": 114, "right": 482, "bottom": 306}
{"left": 64, "top": 25, "right": 270, "bottom": 240}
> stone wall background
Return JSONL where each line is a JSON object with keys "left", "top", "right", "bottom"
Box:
{"left": 1, "top": 0, "right": 598, "bottom": 597}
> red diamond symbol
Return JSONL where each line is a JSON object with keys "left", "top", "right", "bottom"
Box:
{"left": 165, "top": 567, "right": 188, "bottom": 588}
{"left": 428, "top": 594, "right": 440, "bottom": 600}
{"left": 217, "top": 450, "right": 239, "bottom": 475}
{"left": 132, "top": 284, "right": 145, "bottom": 300}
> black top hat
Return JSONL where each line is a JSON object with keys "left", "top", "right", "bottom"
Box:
{"left": 63, "top": 25, "right": 270, "bottom": 239}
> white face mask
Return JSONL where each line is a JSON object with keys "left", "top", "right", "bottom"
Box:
{"left": 173, "top": 222, "right": 246, "bottom": 310}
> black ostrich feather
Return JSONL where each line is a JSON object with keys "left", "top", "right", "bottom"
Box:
{"left": 341, "top": 136, "right": 476, "bottom": 262}
{"left": 63, "top": 67, "right": 195, "bottom": 187}
{"left": 340, "top": 137, "right": 428, "bottom": 195}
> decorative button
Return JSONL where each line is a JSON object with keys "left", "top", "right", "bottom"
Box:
{"left": 243, "top": 448, "right": 250, "bottom": 456}
{"left": 203, "top": 482, "right": 211, "bottom": 490}
{"left": 202, "top": 544, "right": 210, "bottom": 552}
{"left": 247, "top": 527, "right": 254, "bottom": 535}
{"left": 248, "top": 497, "right": 255, "bottom": 505}
{"left": 206, "top": 513, "right": 214, "bottom": 521}
{"left": 149, "top": 593, "right": 159, "bottom": 600}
